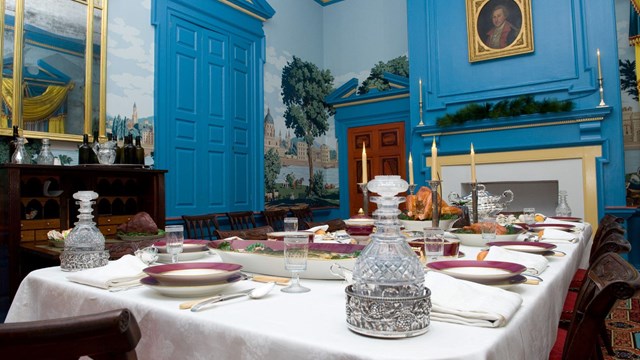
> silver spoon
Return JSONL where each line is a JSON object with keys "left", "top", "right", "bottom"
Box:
{"left": 190, "top": 282, "right": 276, "bottom": 312}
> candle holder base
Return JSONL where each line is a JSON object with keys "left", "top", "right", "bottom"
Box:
{"left": 408, "top": 184, "right": 416, "bottom": 196}
{"left": 359, "top": 182, "right": 369, "bottom": 216}
{"left": 429, "top": 180, "right": 441, "bottom": 227}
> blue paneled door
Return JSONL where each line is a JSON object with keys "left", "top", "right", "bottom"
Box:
{"left": 166, "top": 15, "right": 254, "bottom": 215}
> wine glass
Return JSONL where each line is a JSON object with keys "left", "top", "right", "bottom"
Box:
{"left": 164, "top": 225, "right": 184, "bottom": 264}
{"left": 281, "top": 233, "right": 310, "bottom": 293}
{"left": 284, "top": 217, "right": 298, "bottom": 232}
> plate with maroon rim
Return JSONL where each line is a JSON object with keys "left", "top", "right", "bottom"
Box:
{"left": 486, "top": 241, "right": 557, "bottom": 254}
{"left": 426, "top": 260, "right": 527, "bottom": 282}
{"left": 140, "top": 274, "right": 243, "bottom": 297}
{"left": 143, "top": 262, "right": 243, "bottom": 286}
{"left": 482, "top": 275, "right": 528, "bottom": 289}
{"left": 526, "top": 223, "right": 576, "bottom": 232}
{"left": 549, "top": 216, "right": 583, "bottom": 223}
{"left": 153, "top": 240, "right": 209, "bottom": 253}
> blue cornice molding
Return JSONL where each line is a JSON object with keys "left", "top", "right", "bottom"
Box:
{"left": 326, "top": 72, "right": 409, "bottom": 107}
{"left": 313, "top": 0, "right": 344, "bottom": 6}
{"left": 219, "top": 0, "right": 275, "bottom": 21}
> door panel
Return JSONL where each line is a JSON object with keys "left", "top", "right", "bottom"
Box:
{"left": 347, "top": 122, "right": 406, "bottom": 216}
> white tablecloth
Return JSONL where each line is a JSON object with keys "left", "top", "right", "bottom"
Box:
{"left": 6, "top": 224, "right": 591, "bottom": 360}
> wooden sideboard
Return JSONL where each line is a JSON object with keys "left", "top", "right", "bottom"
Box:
{"left": 0, "top": 164, "right": 167, "bottom": 298}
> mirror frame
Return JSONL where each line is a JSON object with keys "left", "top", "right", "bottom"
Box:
{"left": 0, "top": 0, "right": 108, "bottom": 142}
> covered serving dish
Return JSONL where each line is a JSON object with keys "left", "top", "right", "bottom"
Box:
{"left": 448, "top": 184, "right": 514, "bottom": 219}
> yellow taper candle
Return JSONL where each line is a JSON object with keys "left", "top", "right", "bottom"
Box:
{"left": 431, "top": 138, "right": 438, "bottom": 180}
{"left": 597, "top": 49, "right": 602, "bottom": 80}
{"left": 470, "top": 143, "right": 477, "bottom": 183}
{"left": 362, "top": 143, "right": 367, "bottom": 183}
{"left": 408, "top": 153, "right": 414, "bottom": 184}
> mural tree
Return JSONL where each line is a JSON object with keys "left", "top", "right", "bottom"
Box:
{"left": 357, "top": 55, "right": 409, "bottom": 95}
{"left": 620, "top": 59, "right": 638, "bottom": 102}
{"left": 281, "top": 56, "right": 335, "bottom": 196}
{"left": 264, "top": 148, "right": 281, "bottom": 200}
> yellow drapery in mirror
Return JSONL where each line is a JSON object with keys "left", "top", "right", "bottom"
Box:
{"left": 1, "top": 78, "right": 74, "bottom": 133}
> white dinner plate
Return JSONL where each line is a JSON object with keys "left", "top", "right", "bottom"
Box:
{"left": 140, "top": 275, "right": 242, "bottom": 297}
{"left": 426, "top": 260, "right": 527, "bottom": 282}
{"left": 143, "top": 262, "right": 243, "bottom": 286}
{"left": 156, "top": 250, "right": 210, "bottom": 263}
{"left": 154, "top": 240, "right": 209, "bottom": 253}
{"left": 486, "top": 241, "right": 557, "bottom": 254}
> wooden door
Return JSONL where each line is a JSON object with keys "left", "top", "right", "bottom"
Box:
{"left": 347, "top": 122, "right": 405, "bottom": 216}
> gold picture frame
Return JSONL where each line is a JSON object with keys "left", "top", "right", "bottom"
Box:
{"left": 466, "top": 0, "right": 534, "bottom": 62}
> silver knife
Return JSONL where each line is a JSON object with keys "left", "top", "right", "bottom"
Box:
{"left": 190, "top": 288, "right": 255, "bottom": 312}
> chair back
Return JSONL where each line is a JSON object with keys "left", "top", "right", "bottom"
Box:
{"left": 215, "top": 225, "right": 274, "bottom": 240}
{"left": 226, "top": 211, "right": 257, "bottom": 230}
{"left": 0, "top": 308, "right": 141, "bottom": 359}
{"left": 562, "top": 253, "right": 640, "bottom": 359}
{"left": 290, "top": 205, "right": 313, "bottom": 230}
{"left": 262, "top": 208, "right": 290, "bottom": 231}
{"left": 589, "top": 216, "right": 625, "bottom": 259}
{"left": 182, "top": 213, "right": 223, "bottom": 240}
{"left": 588, "top": 231, "right": 631, "bottom": 265}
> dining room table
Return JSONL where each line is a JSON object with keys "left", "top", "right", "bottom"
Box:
{"left": 5, "top": 223, "right": 592, "bottom": 360}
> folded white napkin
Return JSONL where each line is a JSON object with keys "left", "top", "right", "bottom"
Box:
{"left": 484, "top": 245, "right": 548, "bottom": 275}
{"left": 67, "top": 255, "right": 147, "bottom": 290}
{"left": 543, "top": 217, "right": 585, "bottom": 230}
{"left": 306, "top": 225, "right": 329, "bottom": 233}
{"left": 424, "top": 271, "right": 523, "bottom": 327}
{"left": 539, "top": 228, "right": 577, "bottom": 243}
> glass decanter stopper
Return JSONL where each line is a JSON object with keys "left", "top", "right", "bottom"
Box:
{"left": 11, "top": 137, "right": 28, "bottom": 164}
{"left": 351, "top": 175, "right": 425, "bottom": 297}
{"left": 36, "top": 138, "right": 55, "bottom": 165}
{"left": 64, "top": 191, "right": 105, "bottom": 251}
{"left": 555, "top": 190, "right": 572, "bottom": 217}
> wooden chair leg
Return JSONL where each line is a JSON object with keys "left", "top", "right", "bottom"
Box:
{"left": 600, "top": 323, "right": 614, "bottom": 356}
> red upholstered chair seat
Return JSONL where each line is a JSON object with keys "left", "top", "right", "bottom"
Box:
{"left": 549, "top": 327, "right": 567, "bottom": 360}
{"left": 569, "top": 268, "right": 586, "bottom": 290}
{"left": 560, "top": 290, "right": 578, "bottom": 326}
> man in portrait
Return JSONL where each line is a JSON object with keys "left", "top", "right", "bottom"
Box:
{"left": 485, "top": 5, "right": 520, "bottom": 49}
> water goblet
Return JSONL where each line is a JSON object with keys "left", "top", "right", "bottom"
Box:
{"left": 284, "top": 217, "right": 299, "bottom": 232}
{"left": 164, "top": 225, "right": 184, "bottom": 264}
{"left": 281, "top": 233, "right": 310, "bottom": 293}
{"left": 523, "top": 207, "right": 536, "bottom": 225}
{"left": 480, "top": 217, "right": 498, "bottom": 242}
{"left": 423, "top": 226, "right": 445, "bottom": 264}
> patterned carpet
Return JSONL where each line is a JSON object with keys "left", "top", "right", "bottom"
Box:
{"left": 604, "top": 297, "right": 640, "bottom": 359}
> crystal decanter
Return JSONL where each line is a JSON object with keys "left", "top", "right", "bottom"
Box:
{"left": 346, "top": 175, "right": 431, "bottom": 338}
{"left": 60, "top": 191, "right": 109, "bottom": 271}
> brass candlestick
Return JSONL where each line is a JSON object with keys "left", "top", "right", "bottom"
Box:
{"left": 597, "top": 77, "right": 607, "bottom": 107}
{"left": 359, "top": 182, "right": 369, "bottom": 216}
{"left": 429, "top": 180, "right": 441, "bottom": 227}
{"left": 471, "top": 182, "right": 479, "bottom": 224}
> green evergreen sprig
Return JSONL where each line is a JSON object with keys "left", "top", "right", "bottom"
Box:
{"left": 436, "top": 95, "right": 574, "bottom": 127}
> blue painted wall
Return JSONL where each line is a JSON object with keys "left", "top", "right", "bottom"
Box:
{"left": 406, "top": 0, "right": 626, "bottom": 212}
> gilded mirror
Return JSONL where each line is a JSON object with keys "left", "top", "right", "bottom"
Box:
{"left": 0, "top": 0, "right": 107, "bottom": 141}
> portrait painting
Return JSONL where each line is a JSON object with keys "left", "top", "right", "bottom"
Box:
{"left": 466, "top": 0, "right": 534, "bottom": 62}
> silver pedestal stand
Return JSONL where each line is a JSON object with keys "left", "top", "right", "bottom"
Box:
{"left": 471, "top": 182, "right": 479, "bottom": 224}
{"left": 429, "top": 180, "right": 441, "bottom": 228}
{"left": 359, "top": 182, "right": 369, "bottom": 216}
{"left": 408, "top": 184, "right": 416, "bottom": 196}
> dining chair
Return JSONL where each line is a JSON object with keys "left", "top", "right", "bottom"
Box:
{"left": 550, "top": 252, "right": 640, "bottom": 360}
{"left": 226, "top": 211, "right": 257, "bottom": 230}
{"left": 290, "top": 205, "right": 314, "bottom": 230}
{"left": 182, "top": 213, "right": 223, "bottom": 240}
{"left": 570, "top": 216, "right": 625, "bottom": 290}
{"left": 262, "top": 208, "right": 290, "bottom": 231}
{"left": 306, "top": 218, "right": 347, "bottom": 232}
{"left": 215, "top": 225, "right": 274, "bottom": 240}
{"left": 0, "top": 308, "right": 141, "bottom": 359}
{"left": 559, "top": 231, "right": 632, "bottom": 355}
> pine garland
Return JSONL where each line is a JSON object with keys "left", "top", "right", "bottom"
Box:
{"left": 436, "top": 95, "right": 574, "bottom": 127}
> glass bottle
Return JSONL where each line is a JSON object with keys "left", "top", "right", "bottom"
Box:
{"left": 352, "top": 175, "right": 425, "bottom": 297}
{"left": 36, "top": 138, "right": 55, "bottom": 165}
{"left": 555, "top": 190, "right": 572, "bottom": 217}
{"left": 115, "top": 134, "right": 124, "bottom": 164}
{"left": 8, "top": 125, "right": 19, "bottom": 162}
{"left": 123, "top": 134, "right": 136, "bottom": 164}
{"left": 11, "top": 137, "right": 28, "bottom": 164}
{"left": 91, "top": 130, "right": 99, "bottom": 164}
{"left": 78, "top": 134, "right": 93, "bottom": 164}
{"left": 64, "top": 191, "right": 105, "bottom": 251}
{"left": 135, "top": 136, "right": 145, "bottom": 165}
